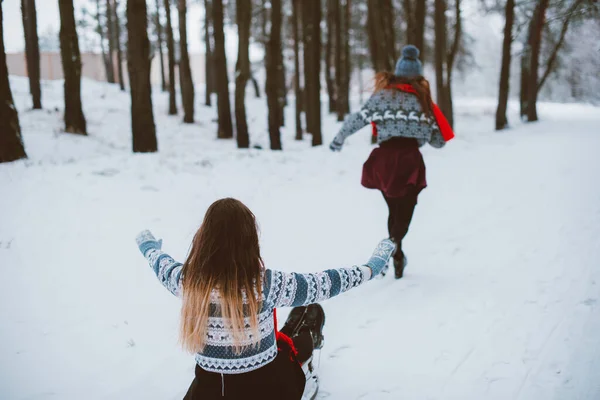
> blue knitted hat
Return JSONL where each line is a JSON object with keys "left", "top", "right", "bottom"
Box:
{"left": 395, "top": 45, "right": 423, "bottom": 78}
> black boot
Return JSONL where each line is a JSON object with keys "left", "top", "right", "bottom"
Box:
{"left": 280, "top": 306, "right": 307, "bottom": 338}
{"left": 394, "top": 255, "right": 407, "bottom": 279}
{"left": 280, "top": 304, "right": 325, "bottom": 350}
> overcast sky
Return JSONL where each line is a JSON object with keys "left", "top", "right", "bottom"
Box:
{"left": 3, "top": 0, "right": 206, "bottom": 53}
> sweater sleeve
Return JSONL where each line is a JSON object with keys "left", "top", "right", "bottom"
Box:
{"left": 429, "top": 125, "right": 446, "bottom": 148}
{"left": 265, "top": 266, "right": 372, "bottom": 308}
{"left": 143, "top": 248, "right": 184, "bottom": 297}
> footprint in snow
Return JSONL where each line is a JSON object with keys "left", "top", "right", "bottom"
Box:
{"left": 582, "top": 298, "right": 597, "bottom": 307}
{"left": 92, "top": 168, "right": 120, "bottom": 177}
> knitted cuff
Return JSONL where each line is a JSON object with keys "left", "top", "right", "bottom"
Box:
{"left": 136, "top": 230, "right": 162, "bottom": 256}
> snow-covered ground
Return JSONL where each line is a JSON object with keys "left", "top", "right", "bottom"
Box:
{"left": 1, "top": 77, "right": 600, "bottom": 400}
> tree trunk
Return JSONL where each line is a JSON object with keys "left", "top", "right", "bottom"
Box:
{"left": 203, "top": 0, "right": 213, "bottom": 106}
{"left": 1, "top": 2, "right": 27, "bottom": 163}
{"left": 434, "top": 0, "right": 451, "bottom": 128}
{"left": 405, "top": 0, "right": 426, "bottom": 63}
{"left": 21, "top": 0, "right": 41, "bottom": 109}
{"left": 266, "top": 0, "right": 283, "bottom": 150}
{"left": 164, "top": 0, "right": 177, "bottom": 115}
{"left": 234, "top": 0, "right": 250, "bottom": 148}
{"left": 178, "top": 0, "right": 194, "bottom": 123}
{"left": 302, "top": 0, "right": 322, "bottom": 146}
{"left": 325, "top": 0, "right": 336, "bottom": 113}
{"left": 250, "top": 74, "right": 260, "bottom": 98}
{"left": 59, "top": 0, "right": 87, "bottom": 134}
{"left": 367, "top": 0, "right": 394, "bottom": 71}
{"left": 106, "top": 0, "right": 116, "bottom": 83}
{"left": 445, "top": 0, "right": 461, "bottom": 129}
{"left": 127, "top": 0, "right": 157, "bottom": 153}
{"left": 212, "top": 0, "right": 233, "bottom": 138}
{"left": 95, "top": 0, "right": 114, "bottom": 83}
{"left": 495, "top": 0, "right": 514, "bottom": 131}
{"left": 155, "top": 0, "right": 167, "bottom": 92}
{"left": 337, "top": 0, "right": 350, "bottom": 121}
{"left": 292, "top": 0, "right": 303, "bottom": 140}
{"left": 113, "top": 0, "right": 125, "bottom": 91}
{"left": 526, "top": 0, "right": 549, "bottom": 122}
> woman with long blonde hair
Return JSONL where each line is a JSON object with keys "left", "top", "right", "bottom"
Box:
{"left": 135, "top": 198, "right": 395, "bottom": 399}
{"left": 330, "top": 45, "right": 454, "bottom": 279}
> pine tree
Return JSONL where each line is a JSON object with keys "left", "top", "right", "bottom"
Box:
{"left": 234, "top": 0, "right": 251, "bottom": 148}
{"left": 302, "top": 0, "right": 322, "bottom": 146}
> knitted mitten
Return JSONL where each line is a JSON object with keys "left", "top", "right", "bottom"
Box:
{"left": 329, "top": 138, "right": 343, "bottom": 152}
{"left": 135, "top": 230, "right": 162, "bottom": 256}
{"left": 365, "top": 239, "right": 396, "bottom": 279}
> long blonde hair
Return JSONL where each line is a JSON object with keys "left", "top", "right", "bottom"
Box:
{"left": 374, "top": 71, "right": 435, "bottom": 118}
{"left": 179, "top": 198, "right": 264, "bottom": 354}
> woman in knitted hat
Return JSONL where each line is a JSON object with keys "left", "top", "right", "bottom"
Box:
{"left": 135, "top": 198, "right": 395, "bottom": 399}
{"left": 330, "top": 45, "right": 454, "bottom": 279}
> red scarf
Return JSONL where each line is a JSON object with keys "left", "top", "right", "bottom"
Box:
{"left": 273, "top": 308, "right": 299, "bottom": 362}
{"left": 370, "top": 84, "right": 455, "bottom": 142}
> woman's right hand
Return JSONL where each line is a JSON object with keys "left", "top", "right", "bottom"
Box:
{"left": 365, "top": 239, "right": 396, "bottom": 278}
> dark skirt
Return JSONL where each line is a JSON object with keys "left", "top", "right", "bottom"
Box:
{"left": 183, "top": 339, "right": 306, "bottom": 400}
{"left": 361, "top": 137, "right": 427, "bottom": 198}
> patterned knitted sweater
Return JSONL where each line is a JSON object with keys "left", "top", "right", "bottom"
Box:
{"left": 333, "top": 89, "right": 446, "bottom": 148}
{"left": 139, "top": 239, "right": 395, "bottom": 374}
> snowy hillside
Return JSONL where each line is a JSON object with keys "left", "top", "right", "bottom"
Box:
{"left": 1, "top": 77, "right": 600, "bottom": 400}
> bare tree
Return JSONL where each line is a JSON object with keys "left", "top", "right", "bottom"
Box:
{"left": 59, "top": 0, "right": 87, "bottom": 134}
{"left": 178, "top": 0, "right": 194, "bottom": 123}
{"left": 212, "top": 0, "right": 233, "bottom": 138}
{"left": 404, "top": 0, "right": 427, "bottom": 62}
{"left": 266, "top": 0, "right": 283, "bottom": 149}
{"left": 234, "top": 0, "right": 251, "bottom": 148}
{"left": 106, "top": 0, "right": 116, "bottom": 83}
{"left": 367, "top": 0, "right": 396, "bottom": 71}
{"left": 95, "top": 0, "right": 114, "bottom": 83}
{"left": 154, "top": 0, "right": 167, "bottom": 92}
{"left": 164, "top": 0, "right": 177, "bottom": 115}
{"left": 21, "top": 0, "right": 41, "bottom": 109}
{"left": 292, "top": 0, "right": 303, "bottom": 140}
{"left": 337, "top": 0, "right": 351, "bottom": 121}
{"left": 203, "top": 0, "right": 213, "bottom": 106}
{"left": 302, "top": 0, "right": 322, "bottom": 146}
{"left": 325, "top": 0, "right": 337, "bottom": 113}
{"left": 1, "top": 1, "right": 27, "bottom": 163}
{"left": 495, "top": 0, "right": 515, "bottom": 130}
{"left": 113, "top": 0, "right": 125, "bottom": 90}
{"left": 127, "top": 0, "right": 157, "bottom": 152}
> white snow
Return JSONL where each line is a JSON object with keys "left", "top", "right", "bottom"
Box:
{"left": 1, "top": 76, "right": 600, "bottom": 400}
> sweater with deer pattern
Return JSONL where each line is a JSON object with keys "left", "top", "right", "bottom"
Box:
{"left": 332, "top": 89, "right": 446, "bottom": 149}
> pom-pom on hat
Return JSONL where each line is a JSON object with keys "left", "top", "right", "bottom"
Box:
{"left": 395, "top": 45, "right": 423, "bottom": 78}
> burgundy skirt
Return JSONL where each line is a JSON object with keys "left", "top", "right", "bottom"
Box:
{"left": 361, "top": 137, "right": 427, "bottom": 198}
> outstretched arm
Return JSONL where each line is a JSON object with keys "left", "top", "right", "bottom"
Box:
{"left": 266, "top": 239, "right": 395, "bottom": 308}
{"left": 330, "top": 112, "right": 369, "bottom": 151}
{"left": 136, "top": 230, "right": 183, "bottom": 297}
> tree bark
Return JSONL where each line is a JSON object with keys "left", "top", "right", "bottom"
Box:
{"left": 367, "top": 0, "right": 395, "bottom": 71}
{"left": 59, "top": 0, "right": 87, "bottom": 134}
{"left": 337, "top": 0, "right": 350, "bottom": 121}
{"left": 1, "top": 2, "right": 27, "bottom": 163}
{"left": 495, "top": 0, "right": 514, "bottom": 130}
{"left": 325, "top": 0, "right": 337, "bottom": 113}
{"left": 178, "top": 0, "right": 194, "bottom": 123}
{"left": 164, "top": 0, "right": 177, "bottom": 115}
{"left": 526, "top": 0, "right": 549, "bottom": 122}
{"left": 234, "top": 0, "right": 250, "bottom": 148}
{"left": 212, "top": 0, "right": 233, "bottom": 138}
{"left": 106, "top": 0, "right": 116, "bottom": 83}
{"left": 127, "top": 0, "right": 157, "bottom": 152}
{"left": 154, "top": 0, "right": 167, "bottom": 92}
{"left": 292, "top": 0, "right": 303, "bottom": 140}
{"left": 21, "top": 0, "right": 41, "bottom": 109}
{"left": 405, "top": 0, "right": 427, "bottom": 63}
{"left": 302, "top": 0, "right": 322, "bottom": 146}
{"left": 203, "top": 0, "right": 213, "bottom": 106}
{"left": 434, "top": 0, "right": 451, "bottom": 128}
{"left": 95, "top": 0, "right": 114, "bottom": 83}
{"left": 113, "top": 0, "right": 125, "bottom": 90}
{"left": 445, "top": 0, "right": 461, "bottom": 129}
{"left": 266, "top": 0, "right": 283, "bottom": 150}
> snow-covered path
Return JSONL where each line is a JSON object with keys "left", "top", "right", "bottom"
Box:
{"left": 1, "top": 78, "right": 599, "bottom": 399}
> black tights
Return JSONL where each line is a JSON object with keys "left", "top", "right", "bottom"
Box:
{"left": 382, "top": 193, "right": 417, "bottom": 261}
